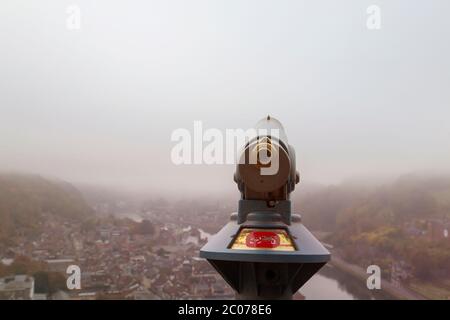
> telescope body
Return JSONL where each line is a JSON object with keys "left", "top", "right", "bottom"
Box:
{"left": 200, "top": 116, "right": 330, "bottom": 299}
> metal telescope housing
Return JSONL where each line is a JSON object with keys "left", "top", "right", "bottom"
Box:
{"left": 200, "top": 116, "right": 330, "bottom": 299}
{"left": 234, "top": 116, "right": 299, "bottom": 225}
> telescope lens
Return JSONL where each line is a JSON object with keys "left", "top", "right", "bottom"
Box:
{"left": 254, "top": 138, "right": 276, "bottom": 167}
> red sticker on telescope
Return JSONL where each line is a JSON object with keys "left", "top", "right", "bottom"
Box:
{"left": 246, "top": 231, "right": 280, "bottom": 248}
{"left": 230, "top": 228, "right": 296, "bottom": 251}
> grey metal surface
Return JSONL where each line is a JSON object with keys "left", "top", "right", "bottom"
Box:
{"left": 237, "top": 199, "right": 291, "bottom": 224}
{"left": 200, "top": 217, "right": 330, "bottom": 264}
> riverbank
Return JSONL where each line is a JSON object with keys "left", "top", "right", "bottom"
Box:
{"left": 329, "top": 253, "right": 425, "bottom": 300}
{"left": 313, "top": 231, "right": 426, "bottom": 300}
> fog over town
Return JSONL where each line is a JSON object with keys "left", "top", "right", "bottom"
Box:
{"left": 1, "top": 1, "right": 450, "bottom": 197}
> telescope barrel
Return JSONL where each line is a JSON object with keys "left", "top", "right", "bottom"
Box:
{"left": 200, "top": 117, "right": 330, "bottom": 300}
{"left": 235, "top": 116, "right": 299, "bottom": 202}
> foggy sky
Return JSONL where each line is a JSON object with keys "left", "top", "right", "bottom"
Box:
{"left": 1, "top": 1, "right": 450, "bottom": 197}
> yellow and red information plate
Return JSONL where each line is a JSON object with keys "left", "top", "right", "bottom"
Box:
{"left": 230, "top": 228, "right": 296, "bottom": 251}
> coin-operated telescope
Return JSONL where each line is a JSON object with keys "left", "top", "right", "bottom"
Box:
{"left": 200, "top": 116, "right": 330, "bottom": 299}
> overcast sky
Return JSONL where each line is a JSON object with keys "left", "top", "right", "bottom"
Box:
{"left": 1, "top": 1, "right": 450, "bottom": 196}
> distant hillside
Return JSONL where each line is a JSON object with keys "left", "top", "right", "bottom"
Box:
{"left": 295, "top": 174, "right": 450, "bottom": 232}
{"left": 295, "top": 174, "right": 450, "bottom": 283}
{"left": 0, "top": 173, "right": 93, "bottom": 241}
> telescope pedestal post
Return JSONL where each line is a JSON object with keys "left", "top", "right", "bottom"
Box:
{"left": 237, "top": 200, "right": 291, "bottom": 225}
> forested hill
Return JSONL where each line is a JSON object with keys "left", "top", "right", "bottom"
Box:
{"left": 0, "top": 173, "right": 93, "bottom": 241}
{"left": 294, "top": 174, "right": 450, "bottom": 282}
{"left": 295, "top": 174, "right": 450, "bottom": 233}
